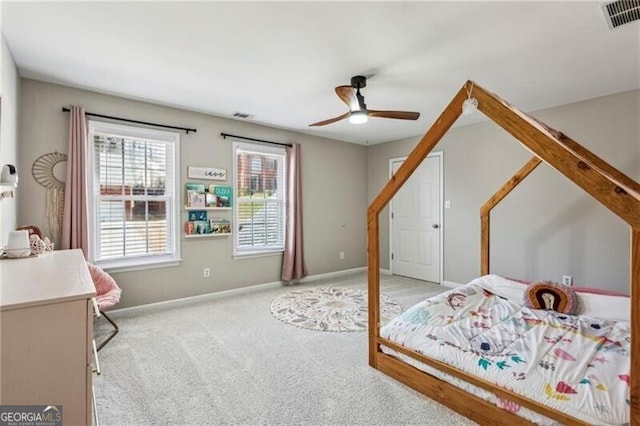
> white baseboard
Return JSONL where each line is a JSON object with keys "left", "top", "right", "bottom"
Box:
{"left": 108, "top": 266, "right": 367, "bottom": 318}
{"left": 296, "top": 266, "right": 366, "bottom": 283}
{"left": 442, "top": 280, "right": 463, "bottom": 289}
{"left": 380, "top": 268, "right": 391, "bottom": 276}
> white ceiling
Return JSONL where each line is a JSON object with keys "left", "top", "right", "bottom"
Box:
{"left": 3, "top": 2, "right": 639, "bottom": 145}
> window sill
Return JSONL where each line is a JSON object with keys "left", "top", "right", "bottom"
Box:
{"left": 232, "top": 250, "right": 283, "bottom": 260}
{"left": 98, "top": 258, "right": 183, "bottom": 274}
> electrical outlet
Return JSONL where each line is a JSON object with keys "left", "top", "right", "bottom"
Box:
{"left": 203, "top": 267, "right": 210, "bottom": 278}
{"left": 562, "top": 275, "right": 572, "bottom": 286}
{"left": 339, "top": 251, "right": 345, "bottom": 260}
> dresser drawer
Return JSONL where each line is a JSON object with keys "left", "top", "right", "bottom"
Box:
{"left": 0, "top": 299, "right": 90, "bottom": 425}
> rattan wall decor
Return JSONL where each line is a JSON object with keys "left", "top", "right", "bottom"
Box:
{"left": 32, "top": 151, "right": 67, "bottom": 242}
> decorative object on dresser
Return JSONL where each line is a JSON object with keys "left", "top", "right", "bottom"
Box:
{"left": 4, "top": 230, "right": 32, "bottom": 258}
{"left": 16, "top": 224, "right": 43, "bottom": 239}
{"left": 30, "top": 234, "right": 47, "bottom": 255}
{"left": 16, "top": 225, "right": 54, "bottom": 255}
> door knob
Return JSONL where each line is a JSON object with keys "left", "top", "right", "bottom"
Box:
{"left": 432, "top": 224, "right": 439, "bottom": 229}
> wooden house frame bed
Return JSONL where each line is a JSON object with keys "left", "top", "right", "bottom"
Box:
{"left": 367, "top": 81, "right": 640, "bottom": 425}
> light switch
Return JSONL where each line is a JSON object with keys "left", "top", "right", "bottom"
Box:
{"left": 445, "top": 200, "right": 451, "bottom": 209}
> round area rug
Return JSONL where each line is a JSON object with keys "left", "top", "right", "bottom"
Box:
{"left": 270, "top": 287, "right": 402, "bottom": 332}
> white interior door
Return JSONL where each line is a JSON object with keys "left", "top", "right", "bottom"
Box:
{"left": 390, "top": 154, "right": 442, "bottom": 283}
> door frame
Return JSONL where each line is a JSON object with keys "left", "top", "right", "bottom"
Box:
{"left": 388, "top": 151, "right": 444, "bottom": 284}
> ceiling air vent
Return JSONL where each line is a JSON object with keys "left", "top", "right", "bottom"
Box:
{"left": 602, "top": 0, "right": 640, "bottom": 29}
{"left": 232, "top": 112, "right": 255, "bottom": 120}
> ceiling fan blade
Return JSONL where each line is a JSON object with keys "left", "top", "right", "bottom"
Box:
{"left": 335, "top": 86, "right": 358, "bottom": 110}
{"left": 368, "top": 110, "right": 420, "bottom": 120}
{"left": 309, "top": 112, "right": 350, "bottom": 127}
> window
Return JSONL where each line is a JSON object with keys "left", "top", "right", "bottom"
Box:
{"left": 267, "top": 178, "right": 277, "bottom": 192}
{"left": 87, "top": 121, "right": 180, "bottom": 270}
{"left": 251, "top": 156, "right": 262, "bottom": 173}
{"left": 233, "top": 142, "right": 286, "bottom": 256}
{"left": 265, "top": 158, "right": 277, "bottom": 170}
{"left": 250, "top": 175, "right": 260, "bottom": 193}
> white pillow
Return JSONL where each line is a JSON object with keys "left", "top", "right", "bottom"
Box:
{"left": 468, "top": 274, "right": 526, "bottom": 305}
{"left": 469, "top": 274, "right": 630, "bottom": 322}
{"left": 578, "top": 292, "right": 630, "bottom": 322}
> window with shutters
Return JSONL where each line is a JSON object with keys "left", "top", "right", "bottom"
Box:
{"left": 233, "top": 141, "right": 286, "bottom": 256}
{"left": 87, "top": 121, "right": 181, "bottom": 270}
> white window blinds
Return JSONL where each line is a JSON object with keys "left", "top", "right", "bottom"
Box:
{"left": 233, "top": 142, "right": 286, "bottom": 255}
{"left": 88, "top": 121, "right": 180, "bottom": 269}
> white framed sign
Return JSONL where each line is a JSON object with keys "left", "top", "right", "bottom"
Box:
{"left": 188, "top": 166, "right": 227, "bottom": 181}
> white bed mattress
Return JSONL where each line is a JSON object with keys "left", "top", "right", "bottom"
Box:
{"left": 380, "top": 275, "right": 630, "bottom": 425}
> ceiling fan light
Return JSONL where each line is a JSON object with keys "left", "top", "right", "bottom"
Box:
{"left": 349, "top": 110, "right": 368, "bottom": 124}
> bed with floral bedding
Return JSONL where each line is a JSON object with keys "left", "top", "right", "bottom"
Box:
{"left": 380, "top": 275, "right": 630, "bottom": 425}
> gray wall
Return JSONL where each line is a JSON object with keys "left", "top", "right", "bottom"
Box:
{"left": 367, "top": 90, "right": 639, "bottom": 294}
{"left": 0, "top": 34, "right": 20, "bottom": 246}
{"left": 18, "top": 79, "right": 367, "bottom": 308}
{"left": 15, "top": 77, "right": 640, "bottom": 303}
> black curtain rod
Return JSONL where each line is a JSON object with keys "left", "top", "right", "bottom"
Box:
{"left": 62, "top": 107, "right": 197, "bottom": 134}
{"left": 220, "top": 132, "right": 292, "bottom": 147}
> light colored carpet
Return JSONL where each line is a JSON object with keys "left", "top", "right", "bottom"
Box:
{"left": 269, "top": 287, "right": 401, "bottom": 332}
{"left": 94, "top": 272, "right": 478, "bottom": 425}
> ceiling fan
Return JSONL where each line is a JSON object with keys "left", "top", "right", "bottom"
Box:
{"left": 309, "top": 75, "right": 420, "bottom": 127}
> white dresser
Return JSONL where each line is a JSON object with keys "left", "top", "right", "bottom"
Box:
{"left": 0, "top": 249, "right": 96, "bottom": 425}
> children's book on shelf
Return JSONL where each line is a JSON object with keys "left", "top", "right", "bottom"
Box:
{"left": 188, "top": 210, "right": 207, "bottom": 222}
{"left": 184, "top": 211, "right": 231, "bottom": 236}
{"left": 209, "top": 185, "right": 232, "bottom": 207}
{"left": 209, "top": 218, "right": 231, "bottom": 234}
{"left": 185, "top": 182, "right": 206, "bottom": 207}
{"left": 185, "top": 210, "right": 210, "bottom": 235}
{"left": 194, "top": 220, "right": 211, "bottom": 234}
{"left": 205, "top": 193, "right": 217, "bottom": 207}
{"left": 185, "top": 219, "right": 212, "bottom": 235}
{"left": 184, "top": 221, "right": 195, "bottom": 235}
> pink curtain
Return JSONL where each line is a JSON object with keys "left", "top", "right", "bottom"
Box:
{"left": 281, "top": 143, "right": 308, "bottom": 282}
{"left": 60, "top": 106, "right": 89, "bottom": 257}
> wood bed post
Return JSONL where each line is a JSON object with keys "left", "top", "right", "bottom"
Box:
{"left": 480, "top": 214, "right": 490, "bottom": 275}
{"left": 368, "top": 213, "right": 380, "bottom": 367}
{"left": 367, "top": 82, "right": 468, "bottom": 367}
{"left": 632, "top": 228, "right": 640, "bottom": 425}
{"left": 480, "top": 157, "right": 542, "bottom": 275}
